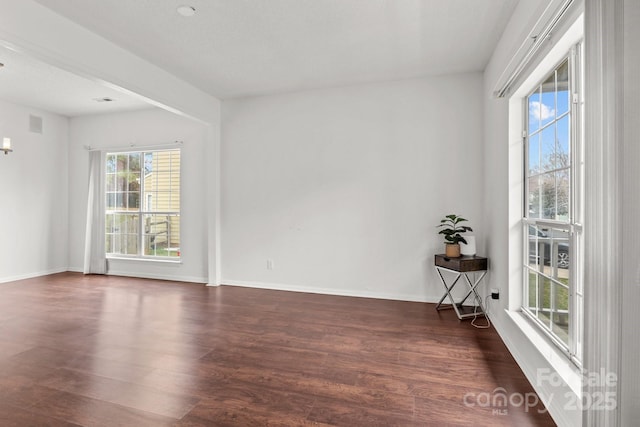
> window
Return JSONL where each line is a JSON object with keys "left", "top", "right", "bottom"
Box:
{"left": 105, "top": 149, "right": 181, "bottom": 259}
{"left": 522, "top": 45, "right": 583, "bottom": 363}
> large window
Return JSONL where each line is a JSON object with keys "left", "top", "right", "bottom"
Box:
{"left": 523, "top": 44, "right": 583, "bottom": 363}
{"left": 105, "top": 149, "right": 181, "bottom": 259}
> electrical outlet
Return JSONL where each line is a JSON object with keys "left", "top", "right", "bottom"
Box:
{"left": 266, "top": 259, "right": 274, "bottom": 270}
{"left": 491, "top": 288, "right": 500, "bottom": 300}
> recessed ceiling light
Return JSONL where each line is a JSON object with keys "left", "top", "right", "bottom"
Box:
{"left": 93, "top": 97, "right": 115, "bottom": 103}
{"left": 177, "top": 5, "right": 196, "bottom": 17}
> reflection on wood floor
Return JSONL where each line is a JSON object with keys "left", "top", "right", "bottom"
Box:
{"left": 0, "top": 272, "right": 555, "bottom": 426}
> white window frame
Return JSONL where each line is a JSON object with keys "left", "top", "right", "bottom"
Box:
{"left": 105, "top": 148, "right": 181, "bottom": 260}
{"left": 521, "top": 43, "right": 584, "bottom": 366}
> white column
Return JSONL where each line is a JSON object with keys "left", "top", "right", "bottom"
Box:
{"left": 205, "top": 123, "right": 222, "bottom": 286}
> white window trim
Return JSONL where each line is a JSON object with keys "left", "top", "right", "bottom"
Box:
{"left": 105, "top": 148, "right": 182, "bottom": 261}
{"left": 506, "top": 310, "right": 582, "bottom": 395}
{"left": 107, "top": 255, "right": 181, "bottom": 264}
{"left": 521, "top": 47, "right": 583, "bottom": 364}
{"left": 507, "top": 14, "right": 584, "bottom": 365}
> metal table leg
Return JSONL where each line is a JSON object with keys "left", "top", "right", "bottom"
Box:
{"left": 435, "top": 266, "right": 487, "bottom": 320}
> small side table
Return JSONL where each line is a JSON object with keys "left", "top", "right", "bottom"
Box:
{"left": 434, "top": 254, "right": 488, "bottom": 320}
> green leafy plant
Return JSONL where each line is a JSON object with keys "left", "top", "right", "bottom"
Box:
{"left": 437, "top": 214, "right": 473, "bottom": 245}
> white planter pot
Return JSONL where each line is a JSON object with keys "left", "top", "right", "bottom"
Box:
{"left": 460, "top": 236, "right": 476, "bottom": 256}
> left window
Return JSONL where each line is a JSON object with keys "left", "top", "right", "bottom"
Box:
{"left": 105, "top": 149, "right": 181, "bottom": 259}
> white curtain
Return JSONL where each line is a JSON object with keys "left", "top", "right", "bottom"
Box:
{"left": 83, "top": 150, "right": 107, "bottom": 274}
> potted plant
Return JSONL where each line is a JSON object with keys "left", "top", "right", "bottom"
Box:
{"left": 437, "top": 214, "right": 473, "bottom": 257}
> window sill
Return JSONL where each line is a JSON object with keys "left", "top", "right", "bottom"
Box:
{"left": 506, "top": 309, "right": 581, "bottom": 396}
{"left": 107, "top": 256, "right": 182, "bottom": 265}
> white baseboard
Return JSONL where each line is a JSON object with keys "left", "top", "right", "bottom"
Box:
{"left": 106, "top": 269, "right": 207, "bottom": 284}
{"left": 0, "top": 268, "right": 207, "bottom": 285}
{"left": 491, "top": 311, "right": 581, "bottom": 427}
{"left": 221, "top": 278, "right": 444, "bottom": 304}
{"left": 0, "top": 267, "right": 68, "bottom": 284}
{"left": 69, "top": 265, "right": 207, "bottom": 284}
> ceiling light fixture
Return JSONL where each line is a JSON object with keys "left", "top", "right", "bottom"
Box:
{"left": 93, "top": 97, "right": 115, "bottom": 103}
{"left": 177, "top": 5, "right": 196, "bottom": 17}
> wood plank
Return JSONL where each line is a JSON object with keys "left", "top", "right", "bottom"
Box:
{"left": 29, "top": 388, "right": 177, "bottom": 427}
{"left": 0, "top": 272, "right": 556, "bottom": 426}
{"left": 0, "top": 401, "right": 82, "bottom": 427}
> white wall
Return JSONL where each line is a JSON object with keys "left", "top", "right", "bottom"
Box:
{"left": 68, "top": 108, "right": 209, "bottom": 283}
{"left": 221, "top": 74, "right": 484, "bottom": 301}
{"left": 0, "top": 99, "right": 69, "bottom": 282}
{"left": 483, "top": 1, "right": 582, "bottom": 426}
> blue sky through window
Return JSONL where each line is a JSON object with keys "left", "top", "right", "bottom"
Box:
{"left": 528, "top": 58, "right": 570, "bottom": 176}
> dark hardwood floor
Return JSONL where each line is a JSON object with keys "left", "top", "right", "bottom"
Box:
{"left": 0, "top": 272, "right": 555, "bottom": 426}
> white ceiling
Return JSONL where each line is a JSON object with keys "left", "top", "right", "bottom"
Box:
{"left": 0, "top": 44, "right": 152, "bottom": 117}
{"left": 32, "top": 0, "right": 519, "bottom": 100}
